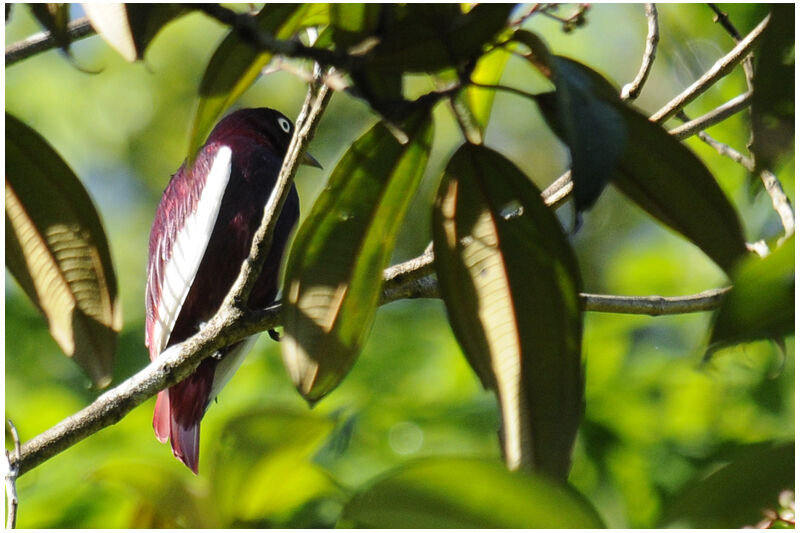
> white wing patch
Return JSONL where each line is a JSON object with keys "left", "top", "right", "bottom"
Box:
{"left": 151, "top": 146, "right": 233, "bottom": 356}
{"left": 208, "top": 334, "right": 259, "bottom": 406}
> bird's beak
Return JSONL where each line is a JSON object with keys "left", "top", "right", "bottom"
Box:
{"left": 302, "top": 151, "right": 323, "bottom": 169}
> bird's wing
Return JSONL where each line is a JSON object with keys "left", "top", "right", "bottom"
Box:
{"left": 145, "top": 145, "right": 233, "bottom": 359}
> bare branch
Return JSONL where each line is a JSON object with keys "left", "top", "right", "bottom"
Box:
{"left": 760, "top": 170, "right": 796, "bottom": 245}
{"left": 5, "top": 16, "right": 95, "bottom": 66}
{"left": 621, "top": 4, "right": 659, "bottom": 101}
{"left": 669, "top": 91, "right": 752, "bottom": 140}
{"left": 649, "top": 14, "right": 769, "bottom": 123}
{"left": 4, "top": 420, "right": 20, "bottom": 529}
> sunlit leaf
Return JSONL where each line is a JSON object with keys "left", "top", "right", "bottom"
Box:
{"left": 31, "top": 4, "right": 71, "bottom": 55}
{"left": 661, "top": 441, "right": 794, "bottom": 528}
{"left": 209, "top": 408, "right": 339, "bottom": 524}
{"left": 707, "top": 236, "right": 794, "bottom": 354}
{"left": 282, "top": 111, "right": 434, "bottom": 403}
{"left": 187, "top": 4, "right": 310, "bottom": 162}
{"left": 82, "top": 3, "right": 184, "bottom": 62}
{"left": 517, "top": 30, "right": 627, "bottom": 213}
{"left": 89, "top": 460, "right": 213, "bottom": 528}
{"left": 340, "top": 457, "right": 604, "bottom": 528}
{"left": 752, "top": 5, "right": 795, "bottom": 172}
{"left": 466, "top": 46, "right": 512, "bottom": 134}
{"left": 5, "top": 113, "right": 120, "bottom": 388}
{"left": 330, "top": 3, "right": 380, "bottom": 48}
{"left": 432, "top": 143, "right": 583, "bottom": 479}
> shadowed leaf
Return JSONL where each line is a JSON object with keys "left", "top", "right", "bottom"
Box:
{"left": 517, "top": 30, "right": 627, "bottom": 214}
{"left": 282, "top": 111, "right": 434, "bottom": 403}
{"left": 5, "top": 113, "right": 120, "bottom": 387}
{"left": 187, "top": 4, "right": 315, "bottom": 162}
{"left": 661, "top": 441, "right": 794, "bottom": 528}
{"left": 432, "top": 143, "right": 583, "bottom": 479}
{"left": 707, "top": 236, "right": 794, "bottom": 355}
{"left": 330, "top": 3, "right": 380, "bottom": 49}
{"left": 340, "top": 457, "right": 604, "bottom": 528}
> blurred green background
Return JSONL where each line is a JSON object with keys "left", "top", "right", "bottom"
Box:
{"left": 5, "top": 4, "right": 794, "bottom": 528}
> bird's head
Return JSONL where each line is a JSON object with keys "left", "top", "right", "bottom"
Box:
{"left": 207, "top": 107, "right": 321, "bottom": 168}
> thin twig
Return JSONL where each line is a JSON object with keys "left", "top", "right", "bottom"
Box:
{"left": 4, "top": 420, "right": 21, "bottom": 529}
{"left": 649, "top": 14, "right": 769, "bottom": 123}
{"left": 759, "top": 170, "right": 795, "bottom": 245}
{"left": 621, "top": 4, "right": 659, "bottom": 101}
{"left": 669, "top": 91, "right": 752, "bottom": 140}
{"left": 5, "top": 16, "right": 95, "bottom": 66}
{"left": 222, "top": 77, "right": 332, "bottom": 308}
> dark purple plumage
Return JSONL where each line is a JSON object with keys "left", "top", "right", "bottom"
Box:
{"left": 145, "top": 108, "right": 307, "bottom": 473}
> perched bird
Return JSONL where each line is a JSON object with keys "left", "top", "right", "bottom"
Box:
{"left": 145, "top": 107, "right": 319, "bottom": 473}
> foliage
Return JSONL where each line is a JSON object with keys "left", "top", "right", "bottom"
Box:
{"left": 5, "top": 3, "right": 794, "bottom": 528}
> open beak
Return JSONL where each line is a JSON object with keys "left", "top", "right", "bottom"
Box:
{"left": 302, "top": 151, "right": 323, "bottom": 169}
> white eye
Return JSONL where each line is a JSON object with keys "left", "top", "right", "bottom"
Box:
{"left": 277, "top": 117, "right": 292, "bottom": 133}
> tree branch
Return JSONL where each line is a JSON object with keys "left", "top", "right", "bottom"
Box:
{"left": 5, "top": 16, "right": 95, "bottom": 66}
{"left": 649, "top": 14, "right": 769, "bottom": 123}
{"left": 4, "top": 420, "right": 20, "bottom": 529}
{"left": 668, "top": 91, "right": 752, "bottom": 140}
{"left": 621, "top": 4, "right": 659, "bottom": 101}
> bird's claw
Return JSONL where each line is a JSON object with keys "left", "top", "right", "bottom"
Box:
{"left": 268, "top": 329, "right": 282, "bottom": 342}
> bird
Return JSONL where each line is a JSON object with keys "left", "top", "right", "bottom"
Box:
{"left": 145, "top": 107, "right": 320, "bottom": 473}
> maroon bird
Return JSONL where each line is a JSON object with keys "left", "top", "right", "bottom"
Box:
{"left": 145, "top": 107, "right": 319, "bottom": 473}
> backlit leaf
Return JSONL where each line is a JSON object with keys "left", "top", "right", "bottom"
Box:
{"left": 466, "top": 46, "right": 512, "bottom": 134}
{"left": 340, "top": 457, "right": 604, "bottom": 528}
{"left": 432, "top": 143, "right": 583, "bottom": 479}
{"left": 282, "top": 111, "right": 434, "bottom": 403}
{"left": 5, "top": 113, "right": 120, "bottom": 387}
{"left": 187, "top": 4, "right": 310, "bottom": 162}
{"left": 83, "top": 3, "right": 184, "bottom": 62}
{"left": 707, "top": 236, "right": 794, "bottom": 354}
{"left": 330, "top": 3, "right": 380, "bottom": 49}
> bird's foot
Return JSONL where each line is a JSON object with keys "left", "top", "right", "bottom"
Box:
{"left": 268, "top": 328, "right": 282, "bottom": 342}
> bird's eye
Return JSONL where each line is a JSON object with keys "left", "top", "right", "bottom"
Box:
{"left": 277, "top": 117, "right": 292, "bottom": 133}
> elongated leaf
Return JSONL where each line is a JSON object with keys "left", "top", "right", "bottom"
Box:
{"left": 466, "top": 46, "right": 512, "bottom": 134}
{"left": 340, "top": 457, "right": 604, "bottom": 528}
{"left": 707, "top": 236, "right": 794, "bottom": 354}
{"left": 83, "top": 3, "right": 183, "bottom": 62}
{"left": 432, "top": 144, "right": 583, "bottom": 479}
{"left": 523, "top": 46, "right": 748, "bottom": 274}
{"left": 5, "top": 114, "right": 120, "bottom": 387}
{"left": 610, "top": 99, "right": 748, "bottom": 274}
{"left": 187, "top": 4, "right": 309, "bottom": 162}
{"left": 752, "top": 5, "right": 794, "bottom": 172}
{"left": 661, "top": 441, "right": 794, "bottom": 528}
{"left": 517, "top": 30, "right": 626, "bottom": 213}
{"left": 282, "top": 112, "right": 434, "bottom": 403}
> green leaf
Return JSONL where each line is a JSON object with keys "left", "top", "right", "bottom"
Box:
{"left": 187, "top": 4, "right": 310, "bottom": 162}
{"left": 83, "top": 4, "right": 184, "bottom": 62}
{"left": 209, "top": 408, "right": 339, "bottom": 523}
{"left": 30, "top": 4, "right": 71, "bottom": 55}
{"left": 330, "top": 3, "right": 380, "bottom": 48}
{"left": 527, "top": 51, "right": 748, "bottom": 274}
{"left": 517, "top": 31, "right": 627, "bottom": 213}
{"left": 661, "top": 441, "right": 794, "bottom": 528}
{"left": 752, "top": 5, "right": 795, "bottom": 172}
{"left": 466, "top": 46, "right": 512, "bottom": 134}
{"left": 367, "top": 4, "right": 512, "bottom": 73}
{"left": 5, "top": 113, "right": 120, "bottom": 388}
{"left": 282, "top": 111, "right": 434, "bottom": 403}
{"left": 610, "top": 97, "right": 749, "bottom": 275}
{"left": 432, "top": 144, "right": 583, "bottom": 479}
{"left": 707, "top": 236, "right": 794, "bottom": 354}
{"left": 340, "top": 457, "right": 604, "bottom": 528}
